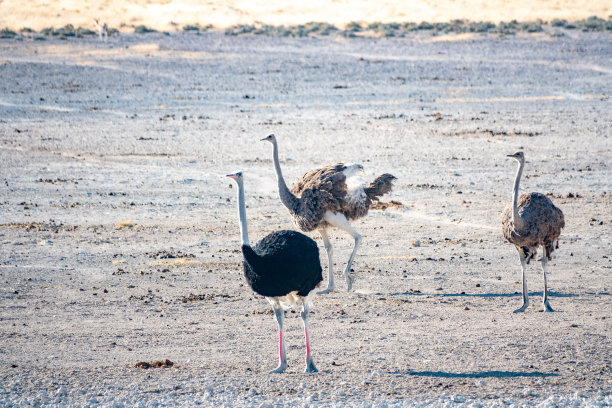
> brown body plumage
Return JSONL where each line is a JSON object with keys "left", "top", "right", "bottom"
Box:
{"left": 501, "top": 151, "right": 564, "bottom": 313}
{"left": 501, "top": 193, "right": 564, "bottom": 262}
{"left": 262, "top": 134, "right": 396, "bottom": 293}
{"left": 290, "top": 163, "right": 396, "bottom": 231}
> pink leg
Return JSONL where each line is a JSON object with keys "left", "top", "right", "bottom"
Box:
{"left": 301, "top": 305, "right": 318, "bottom": 373}
{"left": 269, "top": 306, "right": 287, "bottom": 373}
{"left": 278, "top": 330, "right": 285, "bottom": 363}
{"left": 304, "top": 326, "right": 310, "bottom": 358}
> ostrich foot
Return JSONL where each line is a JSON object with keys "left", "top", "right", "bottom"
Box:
{"left": 305, "top": 357, "right": 318, "bottom": 373}
{"left": 513, "top": 303, "right": 528, "bottom": 313}
{"left": 317, "top": 284, "right": 335, "bottom": 295}
{"left": 543, "top": 301, "right": 554, "bottom": 312}
{"left": 269, "top": 362, "right": 287, "bottom": 374}
{"left": 344, "top": 272, "right": 355, "bottom": 292}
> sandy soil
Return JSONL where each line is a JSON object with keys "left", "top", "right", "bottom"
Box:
{"left": 0, "top": 28, "right": 611, "bottom": 406}
{"left": 1, "top": 0, "right": 611, "bottom": 32}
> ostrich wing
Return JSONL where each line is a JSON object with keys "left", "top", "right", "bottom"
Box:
{"left": 286, "top": 164, "right": 348, "bottom": 230}
{"left": 243, "top": 231, "right": 323, "bottom": 297}
{"left": 291, "top": 163, "right": 348, "bottom": 201}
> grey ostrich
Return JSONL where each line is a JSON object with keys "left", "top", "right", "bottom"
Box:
{"left": 227, "top": 171, "right": 323, "bottom": 373}
{"left": 501, "top": 151, "right": 565, "bottom": 313}
{"left": 262, "top": 134, "right": 396, "bottom": 294}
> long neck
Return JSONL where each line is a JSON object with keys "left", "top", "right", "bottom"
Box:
{"left": 235, "top": 180, "right": 250, "bottom": 246}
{"left": 271, "top": 139, "right": 300, "bottom": 211}
{"left": 511, "top": 160, "right": 525, "bottom": 229}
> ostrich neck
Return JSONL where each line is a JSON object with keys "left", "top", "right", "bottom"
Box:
{"left": 511, "top": 161, "right": 526, "bottom": 229}
{"left": 271, "top": 140, "right": 300, "bottom": 212}
{"left": 235, "top": 181, "right": 250, "bottom": 246}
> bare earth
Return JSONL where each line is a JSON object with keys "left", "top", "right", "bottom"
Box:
{"left": 0, "top": 28, "right": 611, "bottom": 406}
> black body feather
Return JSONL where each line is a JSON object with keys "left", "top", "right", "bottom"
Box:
{"left": 242, "top": 230, "right": 323, "bottom": 297}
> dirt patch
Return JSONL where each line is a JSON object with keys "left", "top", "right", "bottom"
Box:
{"left": 133, "top": 359, "right": 174, "bottom": 369}
{"left": 370, "top": 200, "right": 404, "bottom": 210}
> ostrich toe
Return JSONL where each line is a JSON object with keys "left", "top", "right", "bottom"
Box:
{"left": 345, "top": 272, "right": 355, "bottom": 292}
{"left": 543, "top": 301, "right": 554, "bottom": 312}
{"left": 513, "top": 302, "right": 529, "bottom": 313}
{"left": 269, "top": 362, "right": 288, "bottom": 374}
{"left": 305, "top": 360, "right": 318, "bottom": 373}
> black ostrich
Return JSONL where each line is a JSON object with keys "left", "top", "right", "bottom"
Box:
{"left": 227, "top": 171, "right": 323, "bottom": 373}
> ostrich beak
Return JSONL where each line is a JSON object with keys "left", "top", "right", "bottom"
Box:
{"left": 226, "top": 173, "right": 239, "bottom": 178}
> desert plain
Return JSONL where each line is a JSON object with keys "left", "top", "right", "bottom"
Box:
{"left": 0, "top": 13, "right": 611, "bottom": 408}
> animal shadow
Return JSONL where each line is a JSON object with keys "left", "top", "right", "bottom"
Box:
{"left": 390, "top": 291, "right": 577, "bottom": 298}
{"left": 404, "top": 370, "right": 559, "bottom": 378}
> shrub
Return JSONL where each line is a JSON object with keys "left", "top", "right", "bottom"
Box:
{"left": 0, "top": 28, "right": 17, "bottom": 38}
{"left": 134, "top": 25, "right": 156, "bottom": 34}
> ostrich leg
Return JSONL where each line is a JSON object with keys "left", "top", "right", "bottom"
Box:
{"left": 300, "top": 301, "right": 318, "bottom": 373}
{"left": 323, "top": 211, "right": 361, "bottom": 292}
{"left": 513, "top": 251, "right": 529, "bottom": 313}
{"left": 269, "top": 300, "right": 287, "bottom": 373}
{"left": 541, "top": 248, "right": 554, "bottom": 312}
{"left": 317, "top": 229, "right": 335, "bottom": 294}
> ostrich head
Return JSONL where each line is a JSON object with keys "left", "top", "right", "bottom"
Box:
{"left": 261, "top": 134, "right": 276, "bottom": 143}
{"left": 506, "top": 151, "right": 525, "bottom": 163}
{"left": 226, "top": 171, "right": 244, "bottom": 183}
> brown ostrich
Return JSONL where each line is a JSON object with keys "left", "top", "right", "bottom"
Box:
{"left": 262, "top": 134, "right": 396, "bottom": 294}
{"left": 501, "top": 151, "right": 565, "bottom": 313}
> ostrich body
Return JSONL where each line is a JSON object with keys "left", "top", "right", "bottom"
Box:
{"left": 227, "top": 171, "right": 323, "bottom": 373}
{"left": 262, "top": 134, "right": 396, "bottom": 294}
{"left": 501, "top": 151, "right": 564, "bottom": 313}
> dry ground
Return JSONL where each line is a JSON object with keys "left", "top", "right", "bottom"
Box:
{"left": 0, "top": 29, "right": 611, "bottom": 406}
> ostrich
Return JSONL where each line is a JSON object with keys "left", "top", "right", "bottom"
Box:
{"left": 501, "top": 151, "right": 565, "bottom": 313}
{"left": 262, "top": 134, "right": 396, "bottom": 294}
{"left": 227, "top": 171, "right": 323, "bottom": 373}
{"left": 93, "top": 19, "right": 108, "bottom": 41}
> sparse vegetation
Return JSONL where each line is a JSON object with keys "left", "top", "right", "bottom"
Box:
{"left": 225, "top": 22, "right": 337, "bottom": 37}
{"left": 0, "top": 16, "right": 609, "bottom": 40}
{"left": 551, "top": 19, "right": 568, "bottom": 27}
{"left": 222, "top": 16, "right": 612, "bottom": 37}
{"left": 0, "top": 28, "right": 17, "bottom": 38}
{"left": 574, "top": 16, "right": 612, "bottom": 31}
{"left": 134, "top": 25, "right": 156, "bottom": 34}
{"left": 36, "top": 25, "right": 97, "bottom": 38}
{"left": 182, "top": 23, "right": 213, "bottom": 32}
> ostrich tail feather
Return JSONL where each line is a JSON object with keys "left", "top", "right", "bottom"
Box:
{"left": 365, "top": 173, "right": 397, "bottom": 200}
